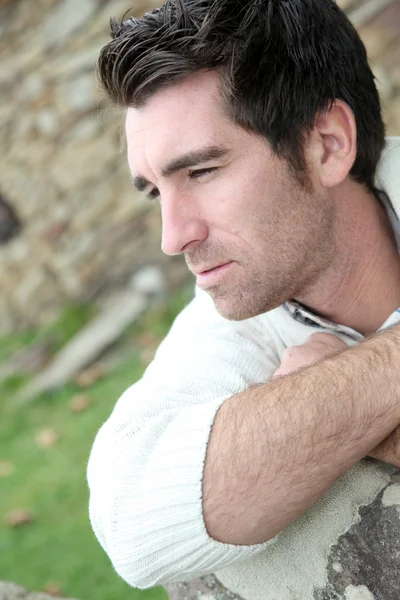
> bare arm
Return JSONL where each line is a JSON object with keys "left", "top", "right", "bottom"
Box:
{"left": 202, "top": 325, "right": 400, "bottom": 545}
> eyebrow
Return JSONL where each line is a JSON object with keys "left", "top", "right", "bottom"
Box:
{"left": 131, "top": 145, "right": 230, "bottom": 192}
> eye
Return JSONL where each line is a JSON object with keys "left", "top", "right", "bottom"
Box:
{"left": 146, "top": 187, "right": 160, "bottom": 201}
{"left": 188, "top": 167, "right": 218, "bottom": 180}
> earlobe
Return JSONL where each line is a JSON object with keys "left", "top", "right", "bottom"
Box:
{"left": 313, "top": 100, "right": 357, "bottom": 189}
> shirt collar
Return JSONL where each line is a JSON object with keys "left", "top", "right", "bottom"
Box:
{"left": 283, "top": 300, "right": 364, "bottom": 342}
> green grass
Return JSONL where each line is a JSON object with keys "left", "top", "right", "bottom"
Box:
{"left": 0, "top": 303, "right": 95, "bottom": 397}
{"left": 0, "top": 283, "right": 194, "bottom": 600}
{"left": 0, "top": 303, "right": 93, "bottom": 365}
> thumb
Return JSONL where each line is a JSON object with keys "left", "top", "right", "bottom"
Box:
{"left": 307, "top": 332, "right": 348, "bottom": 348}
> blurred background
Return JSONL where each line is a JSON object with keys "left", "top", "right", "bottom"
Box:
{"left": 0, "top": 0, "right": 399, "bottom": 599}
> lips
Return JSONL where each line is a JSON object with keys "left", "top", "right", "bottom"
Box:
{"left": 191, "top": 263, "right": 228, "bottom": 276}
{"left": 190, "top": 262, "right": 234, "bottom": 291}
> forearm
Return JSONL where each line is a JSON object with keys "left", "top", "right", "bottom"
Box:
{"left": 202, "top": 325, "right": 400, "bottom": 545}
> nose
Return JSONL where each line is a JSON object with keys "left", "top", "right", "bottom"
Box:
{"left": 161, "top": 194, "right": 208, "bottom": 256}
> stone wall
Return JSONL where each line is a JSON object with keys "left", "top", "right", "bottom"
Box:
{"left": 0, "top": 0, "right": 399, "bottom": 334}
{"left": 0, "top": 0, "right": 182, "bottom": 334}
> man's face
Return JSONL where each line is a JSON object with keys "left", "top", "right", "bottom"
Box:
{"left": 126, "top": 71, "right": 334, "bottom": 320}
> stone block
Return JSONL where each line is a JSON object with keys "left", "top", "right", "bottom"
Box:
{"left": 58, "top": 73, "right": 97, "bottom": 113}
{"left": 11, "top": 268, "right": 62, "bottom": 316}
{"left": 40, "top": 45, "right": 100, "bottom": 79}
{"left": 51, "top": 132, "right": 117, "bottom": 191}
{"left": 41, "top": 0, "right": 97, "bottom": 48}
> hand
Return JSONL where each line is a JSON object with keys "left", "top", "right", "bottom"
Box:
{"left": 369, "top": 427, "right": 400, "bottom": 469}
{"left": 273, "top": 332, "right": 348, "bottom": 378}
{"left": 273, "top": 332, "right": 400, "bottom": 468}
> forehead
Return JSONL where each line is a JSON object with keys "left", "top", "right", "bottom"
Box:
{"left": 126, "top": 70, "right": 224, "bottom": 134}
{"left": 125, "top": 71, "right": 233, "bottom": 175}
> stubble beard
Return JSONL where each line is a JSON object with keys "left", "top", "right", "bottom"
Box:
{"left": 208, "top": 211, "right": 334, "bottom": 321}
{"left": 207, "top": 266, "right": 300, "bottom": 321}
{"left": 187, "top": 173, "right": 334, "bottom": 321}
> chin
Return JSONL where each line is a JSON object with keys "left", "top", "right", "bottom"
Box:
{"left": 212, "top": 296, "right": 266, "bottom": 322}
{"left": 211, "top": 289, "right": 284, "bottom": 321}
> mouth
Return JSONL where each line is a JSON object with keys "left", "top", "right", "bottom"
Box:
{"left": 201, "top": 265, "right": 224, "bottom": 274}
{"left": 193, "top": 262, "right": 234, "bottom": 288}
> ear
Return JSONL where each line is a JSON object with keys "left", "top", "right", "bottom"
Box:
{"left": 307, "top": 100, "right": 357, "bottom": 188}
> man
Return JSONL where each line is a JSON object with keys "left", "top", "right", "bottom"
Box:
{"left": 87, "top": 0, "right": 400, "bottom": 598}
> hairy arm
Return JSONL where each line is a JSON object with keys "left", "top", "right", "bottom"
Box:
{"left": 202, "top": 326, "right": 400, "bottom": 545}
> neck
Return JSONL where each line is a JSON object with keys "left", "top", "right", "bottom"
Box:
{"left": 296, "top": 182, "right": 400, "bottom": 335}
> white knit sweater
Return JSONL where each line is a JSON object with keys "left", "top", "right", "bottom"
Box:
{"left": 87, "top": 138, "right": 400, "bottom": 593}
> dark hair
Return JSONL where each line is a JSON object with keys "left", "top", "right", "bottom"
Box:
{"left": 98, "top": 0, "right": 385, "bottom": 190}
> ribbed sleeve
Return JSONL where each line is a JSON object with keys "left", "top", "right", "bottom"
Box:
{"left": 87, "top": 289, "right": 281, "bottom": 588}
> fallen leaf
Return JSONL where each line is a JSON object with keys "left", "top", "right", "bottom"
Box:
{"left": 135, "top": 332, "right": 159, "bottom": 348}
{"left": 0, "top": 460, "right": 14, "bottom": 477}
{"left": 35, "top": 428, "right": 58, "bottom": 448}
{"left": 69, "top": 394, "right": 91, "bottom": 413}
{"left": 73, "top": 365, "right": 106, "bottom": 387}
{"left": 43, "top": 582, "right": 62, "bottom": 596}
{"left": 5, "top": 508, "right": 33, "bottom": 527}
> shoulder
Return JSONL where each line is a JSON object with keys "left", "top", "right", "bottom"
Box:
{"left": 375, "top": 137, "right": 400, "bottom": 211}
{"left": 165, "top": 286, "right": 283, "bottom": 350}
{"left": 136, "top": 288, "right": 288, "bottom": 393}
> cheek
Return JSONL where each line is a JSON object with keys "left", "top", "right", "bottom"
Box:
{"left": 205, "top": 186, "right": 251, "bottom": 234}
{"left": 197, "top": 163, "right": 290, "bottom": 241}
{"left": 209, "top": 180, "right": 270, "bottom": 242}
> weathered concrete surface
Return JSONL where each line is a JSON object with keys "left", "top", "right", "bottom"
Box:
{"left": 165, "top": 465, "right": 400, "bottom": 600}
{"left": 215, "top": 461, "right": 400, "bottom": 600}
{"left": 314, "top": 470, "right": 400, "bottom": 600}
